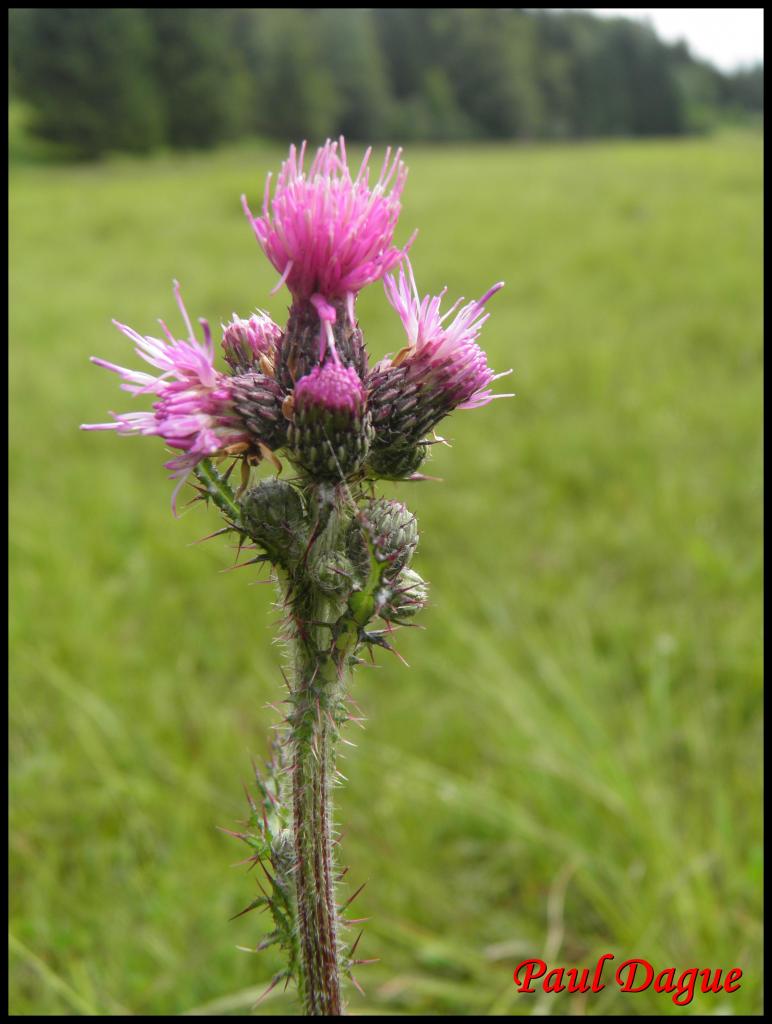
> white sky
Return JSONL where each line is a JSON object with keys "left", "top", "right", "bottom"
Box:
{"left": 588, "top": 9, "right": 764, "bottom": 70}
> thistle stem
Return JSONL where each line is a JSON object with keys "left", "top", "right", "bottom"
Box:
{"left": 290, "top": 675, "right": 342, "bottom": 1015}
{"left": 286, "top": 489, "right": 349, "bottom": 1016}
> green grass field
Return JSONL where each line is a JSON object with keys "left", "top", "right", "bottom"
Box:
{"left": 9, "top": 131, "right": 763, "bottom": 1016}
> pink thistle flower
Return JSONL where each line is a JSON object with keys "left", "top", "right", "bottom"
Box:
{"left": 365, "top": 261, "right": 511, "bottom": 474}
{"left": 242, "top": 138, "right": 412, "bottom": 328}
{"left": 382, "top": 259, "right": 510, "bottom": 411}
{"left": 81, "top": 282, "right": 252, "bottom": 510}
{"left": 221, "top": 311, "right": 282, "bottom": 374}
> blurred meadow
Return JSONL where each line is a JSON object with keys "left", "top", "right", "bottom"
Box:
{"left": 9, "top": 129, "right": 763, "bottom": 1015}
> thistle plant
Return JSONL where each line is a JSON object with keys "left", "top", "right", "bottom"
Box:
{"left": 82, "top": 138, "right": 510, "bottom": 1016}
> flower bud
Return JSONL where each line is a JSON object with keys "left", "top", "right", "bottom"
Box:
{"left": 286, "top": 362, "right": 373, "bottom": 481}
{"left": 359, "top": 498, "right": 418, "bottom": 576}
{"left": 239, "top": 478, "right": 307, "bottom": 568}
{"left": 366, "top": 441, "right": 428, "bottom": 480}
{"left": 380, "top": 567, "right": 429, "bottom": 621}
{"left": 308, "top": 550, "right": 357, "bottom": 596}
{"left": 222, "top": 313, "right": 281, "bottom": 374}
{"left": 366, "top": 362, "right": 440, "bottom": 450}
{"left": 228, "top": 371, "right": 288, "bottom": 453}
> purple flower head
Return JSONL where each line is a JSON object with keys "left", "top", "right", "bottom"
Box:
{"left": 293, "top": 361, "right": 366, "bottom": 419}
{"left": 382, "top": 259, "right": 510, "bottom": 410}
{"left": 242, "top": 137, "right": 412, "bottom": 329}
{"left": 81, "top": 282, "right": 251, "bottom": 509}
{"left": 221, "top": 311, "right": 282, "bottom": 374}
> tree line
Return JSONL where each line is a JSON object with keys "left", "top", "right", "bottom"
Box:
{"left": 9, "top": 8, "right": 764, "bottom": 159}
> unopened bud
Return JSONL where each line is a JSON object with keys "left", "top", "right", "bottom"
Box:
{"left": 239, "top": 478, "right": 307, "bottom": 568}
{"left": 228, "top": 372, "right": 287, "bottom": 453}
{"left": 309, "top": 551, "right": 357, "bottom": 596}
{"left": 361, "top": 498, "right": 418, "bottom": 576}
{"left": 366, "top": 442, "right": 428, "bottom": 480}
{"left": 286, "top": 362, "right": 373, "bottom": 481}
{"left": 380, "top": 567, "right": 428, "bottom": 621}
{"left": 222, "top": 314, "right": 281, "bottom": 374}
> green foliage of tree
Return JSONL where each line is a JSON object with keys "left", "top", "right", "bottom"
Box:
{"left": 249, "top": 10, "right": 341, "bottom": 144}
{"left": 9, "top": 8, "right": 163, "bottom": 158}
{"left": 316, "top": 10, "right": 393, "bottom": 141}
{"left": 144, "top": 9, "right": 251, "bottom": 149}
{"left": 8, "top": 7, "right": 763, "bottom": 159}
{"left": 542, "top": 12, "right": 685, "bottom": 138}
{"left": 372, "top": 8, "right": 437, "bottom": 102}
{"left": 668, "top": 43, "right": 724, "bottom": 134}
{"left": 436, "top": 10, "right": 545, "bottom": 139}
{"left": 719, "top": 63, "right": 764, "bottom": 114}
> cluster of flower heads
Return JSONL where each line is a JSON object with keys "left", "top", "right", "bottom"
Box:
{"left": 83, "top": 137, "right": 510, "bottom": 501}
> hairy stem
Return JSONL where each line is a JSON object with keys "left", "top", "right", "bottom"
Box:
{"left": 291, "top": 668, "right": 342, "bottom": 1015}
{"left": 286, "top": 489, "right": 349, "bottom": 1015}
